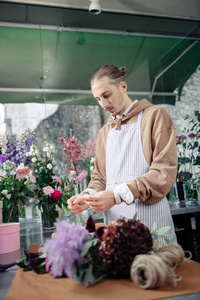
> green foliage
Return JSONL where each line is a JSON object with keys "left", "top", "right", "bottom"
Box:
{"left": 73, "top": 236, "right": 105, "bottom": 287}
{"left": 151, "top": 222, "right": 171, "bottom": 251}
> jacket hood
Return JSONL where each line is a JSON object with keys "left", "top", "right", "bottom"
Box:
{"left": 107, "top": 99, "right": 152, "bottom": 130}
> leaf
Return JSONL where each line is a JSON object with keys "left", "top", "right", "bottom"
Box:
{"left": 163, "top": 236, "right": 171, "bottom": 244}
{"left": 132, "top": 212, "right": 137, "bottom": 220}
{"left": 152, "top": 222, "right": 157, "bottom": 231}
{"left": 39, "top": 252, "right": 48, "bottom": 259}
{"left": 81, "top": 239, "right": 98, "bottom": 257}
{"left": 156, "top": 226, "right": 171, "bottom": 235}
{"left": 27, "top": 184, "right": 37, "bottom": 190}
{"left": 23, "top": 266, "right": 32, "bottom": 272}
{"left": 82, "top": 264, "right": 94, "bottom": 287}
{"left": 62, "top": 204, "right": 73, "bottom": 216}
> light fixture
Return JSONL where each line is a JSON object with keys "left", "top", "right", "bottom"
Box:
{"left": 89, "top": 0, "right": 101, "bottom": 15}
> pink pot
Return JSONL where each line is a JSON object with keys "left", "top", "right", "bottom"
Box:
{"left": 0, "top": 222, "right": 20, "bottom": 254}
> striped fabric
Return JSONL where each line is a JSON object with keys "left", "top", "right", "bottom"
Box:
{"left": 105, "top": 111, "right": 177, "bottom": 245}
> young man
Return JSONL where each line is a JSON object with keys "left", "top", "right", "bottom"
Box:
{"left": 67, "top": 65, "right": 178, "bottom": 244}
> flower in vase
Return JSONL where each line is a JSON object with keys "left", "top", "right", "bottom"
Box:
{"left": 3, "top": 129, "right": 36, "bottom": 167}
{"left": 0, "top": 155, "right": 8, "bottom": 162}
{"left": 51, "top": 190, "right": 61, "bottom": 201}
{"left": 80, "top": 140, "right": 96, "bottom": 162}
{"left": 75, "top": 170, "right": 87, "bottom": 185}
{"left": 43, "top": 186, "right": 54, "bottom": 196}
{"left": 26, "top": 144, "right": 68, "bottom": 214}
{"left": 47, "top": 163, "right": 52, "bottom": 170}
{"left": 0, "top": 160, "right": 37, "bottom": 222}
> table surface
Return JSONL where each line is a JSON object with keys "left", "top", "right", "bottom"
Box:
{"left": 1, "top": 206, "right": 200, "bottom": 300}
{"left": 169, "top": 201, "right": 200, "bottom": 215}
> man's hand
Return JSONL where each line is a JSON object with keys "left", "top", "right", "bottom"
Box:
{"left": 67, "top": 194, "right": 89, "bottom": 214}
{"left": 74, "top": 190, "right": 115, "bottom": 211}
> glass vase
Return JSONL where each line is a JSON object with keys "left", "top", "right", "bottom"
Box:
{"left": 183, "top": 181, "right": 198, "bottom": 206}
{"left": 3, "top": 202, "right": 19, "bottom": 223}
{"left": 41, "top": 204, "right": 58, "bottom": 229}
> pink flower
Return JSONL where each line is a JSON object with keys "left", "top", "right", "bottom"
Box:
{"left": 50, "top": 189, "right": 61, "bottom": 200}
{"left": 81, "top": 140, "right": 96, "bottom": 161}
{"left": 67, "top": 173, "right": 74, "bottom": 182}
{"left": 16, "top": 166, "right": 31, "bottom": 179}
{"left": 75, "top": 170, "right": 87, "bottom": 184}
{"left": 65, "top": 185, "right": 70, "bottom": 191}
{"left": 53, "top": 176, "right": 61, "bottom": 186}
{"left": 29, "top": 170, "right": 36, "bottom": 183}
{"left": 60, "top": 136, "right": 83, "bottom": 164}
{"left": 43, "top": 186, "right": 54, "bottom": 196}
{"left": 60, "top": 137, "right": 66, "bottom": 142}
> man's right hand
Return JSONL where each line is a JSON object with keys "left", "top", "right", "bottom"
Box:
{"left": 67, "top": 194, "right": 89, "bottom": 214}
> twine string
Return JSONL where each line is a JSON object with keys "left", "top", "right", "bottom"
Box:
{"left": 130, "top": 243, "right": 190, "bottom": 289}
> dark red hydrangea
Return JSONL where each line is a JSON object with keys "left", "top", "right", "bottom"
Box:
{"left": 99, "top": 217, "right": 153, "bottom": 278}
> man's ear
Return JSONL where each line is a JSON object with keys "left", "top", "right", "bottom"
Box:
{"left": 120, "top": 81, "right": 127, "bottom": 93}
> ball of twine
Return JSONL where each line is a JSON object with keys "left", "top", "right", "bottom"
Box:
{"left": 156, "top": 242, "right": 185, "bottom": 269}
{"left": 130, "top": 243, "right": 187, "bottom": 289}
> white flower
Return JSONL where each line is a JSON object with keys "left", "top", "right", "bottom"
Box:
{"left": 0, "top": 170, "right": 7, "bottom": 177}
{"left": 6, "top": 194, "right": 11, "bottom": 199}
{"left": 90, "top": 157, "right": 95, "bottom": 163}
{"left": 1, "top": 147, "right": 7, "bottom": 154}
{"left": 1, "top": 189, "right": 8, "bottom": 196}
{"left": 90, "top": 166, "right": 94, "bottom": 171}
{"left": 0, "top": 133, "right": 8, "bottom": 153}
{"left": 43, "top": 147, "right": 49, "bottom": 152}
{"left": 32, "top": 157, "right": 37, "bottom": 163}
{"left": 47, "top": 163, "right": 52, "bottom": 170}
{"left": 25, "top": 152, "right": 30, "bottom": 157}
{"left": 70, "top": 170, "right": 77, "bottom": 175}
{"left": 17, "top": 163, "right": 25, "bottom": 169}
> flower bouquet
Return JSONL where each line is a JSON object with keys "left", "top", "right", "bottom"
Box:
{"left": 0, "top": 161, "right": 36, "bottom": 223}
{"left": 26, "top": 143, "right": 67, "bottom": 228}
{"left": 0, "top": 214, "right": 185, "bottom": 290}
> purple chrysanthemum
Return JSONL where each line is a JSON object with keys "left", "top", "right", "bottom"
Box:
{"left": 42, "top": 220, "right": 89, "bottom": 278}
{"left": 0, "top": 155, "right": 8, "bottom": 162}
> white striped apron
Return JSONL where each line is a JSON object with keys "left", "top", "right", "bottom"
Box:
{"left": 105, "top": 111, "right": 177, "bottom": 245}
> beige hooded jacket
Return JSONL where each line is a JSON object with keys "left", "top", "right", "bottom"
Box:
{"left": 88, "top": 99, "right": 178, "bottom": 204}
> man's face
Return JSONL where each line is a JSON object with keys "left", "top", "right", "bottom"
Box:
{"left": 91, "top": 76, "right": 127, "bottom": 117}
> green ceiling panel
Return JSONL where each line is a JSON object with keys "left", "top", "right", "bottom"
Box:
{"left": 0, "top": 2, "right": 200, "bottom": 106}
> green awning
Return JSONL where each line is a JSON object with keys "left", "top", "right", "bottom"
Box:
{"left": 0, "top": 2, "right": 199, "bottom": 105}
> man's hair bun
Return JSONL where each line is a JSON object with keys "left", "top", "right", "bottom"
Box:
{"left": 119, "top": 67, "right": 126, "bottom": 77}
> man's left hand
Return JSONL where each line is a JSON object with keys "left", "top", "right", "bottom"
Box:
{"left": 77, "top": 190, "right": 115, "bottom": 211}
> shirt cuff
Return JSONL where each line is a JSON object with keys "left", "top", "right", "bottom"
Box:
{"left": 115, "top": 183, "right": 134, "bottom": 204}
{"left": 113, "top": 189, "right": 122, "bottom": 205}
{"left": 81, "top": 188, "right": 97, "bottom": 195}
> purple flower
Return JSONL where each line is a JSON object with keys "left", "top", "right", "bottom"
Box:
{"left": 5, "top": 130, "right": 36, "bottom": 167}
{"left": 0, "top": 155, "right": 8, "bottom": 162}
{"left": 42, "top": 220, "right": 89, "bottom": 278}
{"left": 177, "top": 135, "right": 187, "bottom": 142}
{"left": 188, "top": 133, "right": 197, "bottom": 139}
